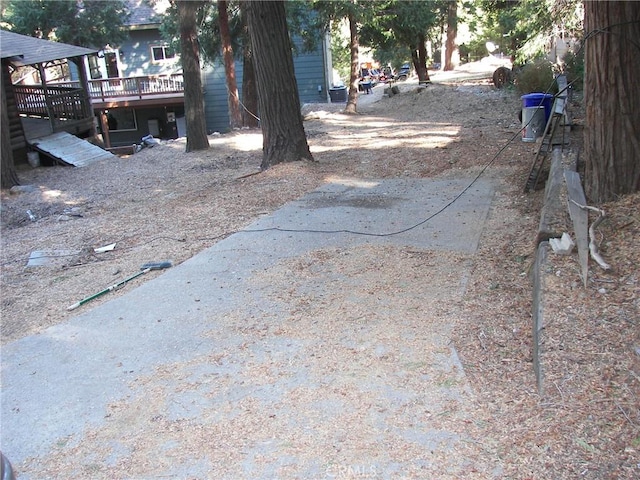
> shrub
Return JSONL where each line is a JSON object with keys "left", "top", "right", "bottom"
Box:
{"left": 560, "top": 47, "right": 584, "bottom": 91}
{"left": 515, "top": 58, "right": 557, "bottom": 95}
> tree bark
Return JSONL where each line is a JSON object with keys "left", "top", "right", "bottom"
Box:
{"left": 177, "top": 0, "right": 210, "bottom": 152}
{"left": 444, "top": 1, "right": 457, "bottom": 71}
{"left": 584, "top": 1, "right": 640, "bottom": 202}
{"left": 244, "top": 0, "right": 313, "bottom": 169}
{"left": 240, "top": 2, "right": 259, "bottom": 128}
{"left": 241, "top": 43, "right": 259, "bottom": 128}
{"left": 344, "top": 10, "right": 359, "bottom": 114}
{"left": 1, "top": 65, "right": 20, "bottom": 189}
{"left": 416, "top": 34, "right": 431, "bottom": 84}
{"left": 218, "top": 0, "right": 242, "bottom": 129}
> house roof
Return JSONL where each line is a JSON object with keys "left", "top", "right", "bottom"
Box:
{"left": 126, "top": 0, "right": 170, "bottom": 28}
{"left": 0, "top": 29, "right": 97, "bottom": 67}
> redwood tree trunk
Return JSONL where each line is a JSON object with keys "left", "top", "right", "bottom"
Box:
{"left": 218, "top": 0, "right": 242, "bottom": 129}
{"left": 444, "top": 1, "right": 457, "bottom": 71}
{"left": 244, "top": 0, "right": 313, "bottom": 169}
{"left": 584, "top": 1, "right": 640, "bottom": 202}
{"left": 240, "top": 2, "right": 259, "bottom": 128}
{"left": 177, "top": 0, "right": 209, "bottom": 152}
{"left": 344, "top": 11, "right": 359, "bottom": 114}
{"left": 241, "top": 42, "right": 259, "bottom": 128}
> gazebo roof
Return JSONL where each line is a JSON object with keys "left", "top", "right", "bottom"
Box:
{"left": 0, "top": 29, "right": 97, "bottom": 67}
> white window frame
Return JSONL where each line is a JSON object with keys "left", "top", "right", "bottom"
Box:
{"left": 151, "top": 44, "right": 176, "bottom": 64}
{"left": 105, "top": 108, "right": 138, "bottom": 132}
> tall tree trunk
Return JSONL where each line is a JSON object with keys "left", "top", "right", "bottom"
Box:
{"left": 444, "top": 0, "right": 457, "bottom": 71}
{"left": 218, "top": 0, "right": 242, "bottom": 129}
{"left": 1, "top": 74, "right": 20, "bottom": 189}
{"left": 584, "top": 1, "right": 640, "bottom": 202}
{"left": 344, "top": 10, "right": 359, "bottom": 114}
{"left": 244, "top": 0, "right": 313, "bottom": 169}
{"left": 240, "top": 1, "right": 259, "bottom": 128}
{"left": 241, "top": 43, "right": 259, "bottom": 128}
{"left": 177, "top": 0, "right": 209, "bottom": 152}
{"left": 415, "top": 34, "right": 431, "bottom": 84}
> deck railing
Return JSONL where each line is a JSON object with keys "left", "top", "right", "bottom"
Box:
{"left": 15, "top": 75, "right": 184, "bottom": 125}
{"left": 87, "top": 74, "right": 184, "bottom": 101}
{"left": 14, "top": 85, "right": 90, "bottom": 124}
{"left": 47, "top": 74, "right": 184, "bottom": 101}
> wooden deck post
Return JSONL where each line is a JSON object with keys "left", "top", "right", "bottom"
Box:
{"left": 72, "top": 56, "right": 97, "bottom": 137}
{"left": 98, "top": 110, "right": 111, "bottom": 149}
{"left": 37, "top": 63, "right": 55, "bottom": 134}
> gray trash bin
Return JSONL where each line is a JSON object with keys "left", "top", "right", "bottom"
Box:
{"left": 329, "top": 86, "right": 347, "bottom": 103}
{"left": 521, "top": 106, "right": 546, "bottom": 142}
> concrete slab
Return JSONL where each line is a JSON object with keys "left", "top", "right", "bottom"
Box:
{"left": 1, "top": 176, "right": 497, "bottom": 478}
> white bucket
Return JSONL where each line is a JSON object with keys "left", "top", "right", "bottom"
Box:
{"left": 27, "top": 151, "right": 40, "bottom": 168}
{"left": 521, "top": 106, "right": 546, "bottom": 142}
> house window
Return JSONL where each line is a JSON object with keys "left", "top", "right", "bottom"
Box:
{"left": 104, "top": 52, "right": 119, "bottom": 78}
{"left": 151, "top": 45, "right": 176, "bottom": 63}
{"left": 105, "top": 108, "right": 137, "bottom": 132}
{"left": 88, "top": 55, "right": 102, "bottom": 79}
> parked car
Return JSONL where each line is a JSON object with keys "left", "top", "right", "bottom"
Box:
{"left": 395, "top": 64, "right": 411, "bottom": 81}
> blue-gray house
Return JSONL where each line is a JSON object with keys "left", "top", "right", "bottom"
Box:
{"left": 202, "top": 36, "right": 331, "bottom": 134}
{"left": 91, "top": 0, "right": 332, "bottom": 147}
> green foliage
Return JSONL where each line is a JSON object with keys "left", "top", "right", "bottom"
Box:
{"left": 358, "top": 0, "right": 446, "bottom": 67}
{"left": 159, "top": 0, "right": 322, "bottom": 67}
{"left": 330, "top": 32, "right": 350, "bottom": 84}
{"left": 373, "top": 44, "right": 412, "bottom": 71}
{"left": 159, "top": 1, "right": 239, "bottom": 67}
{"left": 311, "top": 0, "right": 369, "bottom": 27}
{"left": 285, "top": 1, "right": 326, "bottom": 53}
{"left": 310, "top": 0, "right": 384, "bottom": 85}
{"left": 559, "top": 46, "right": 584, "bottom": 91}
{"left": 464, "top": 0, "right": 583, "bottom": 64}
{"left": 459, "top": 38, "right": 491, "bottom": 63}
{"left": 514, "top": 58, "right": 556, "bottom": 95}
{"left": 1, "top": 0, "right": 129, "bottom": 48}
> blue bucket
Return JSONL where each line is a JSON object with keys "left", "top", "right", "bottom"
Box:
{"left": 521, "top": 93, "right": 555, "bottom": 123}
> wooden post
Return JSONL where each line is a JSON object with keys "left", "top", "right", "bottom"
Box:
{"left": 99, "top": 110, "right": 111, "bottom": 149}
{"left": 38, "top": 63, "right": 55, "bottom": 134}
{"left": 72, "top": 56, "right": 97, "bottom": 137}
{"left": 565, "top": 170, "right": 589, "bottom": 287}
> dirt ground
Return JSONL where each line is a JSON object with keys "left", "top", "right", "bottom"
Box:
{"left": 1, "top": 61, "right": 639, "bottom": 478}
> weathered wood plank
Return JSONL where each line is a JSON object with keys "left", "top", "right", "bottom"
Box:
{"left": 538, "top": 148, "right": 567, "bottom": 243}
{"left": 28, "top": 131, "right": 115, "bottom": 167}
{"left": 564, "top": 170, "right": 589, "bottom": 286}
{"left": 532, "top": 241, "right": 549, "bottom": 396}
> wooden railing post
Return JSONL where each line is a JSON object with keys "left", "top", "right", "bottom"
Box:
{"left": 98, "top": 110, "right": 111, "bottom": 148}
{"left": 72, "top": 56, "right": 96, "bottom": 136}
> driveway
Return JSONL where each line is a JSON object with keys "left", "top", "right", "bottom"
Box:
{"left": 1, "top": 176, "right": 501, "bottom": 478}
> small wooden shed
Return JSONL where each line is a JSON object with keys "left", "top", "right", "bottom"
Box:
{"left": 1, "top": 29, "right": 98, "bottom": 163}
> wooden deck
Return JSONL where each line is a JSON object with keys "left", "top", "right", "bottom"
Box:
{"left": 15, "top": 75, "right": 185, "bottom": 154}
{"left": 90, "top": 92, "right": 184, "bottom": 109}
{"left": 54, "top": 74, "right": 185, "bottom": 109}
